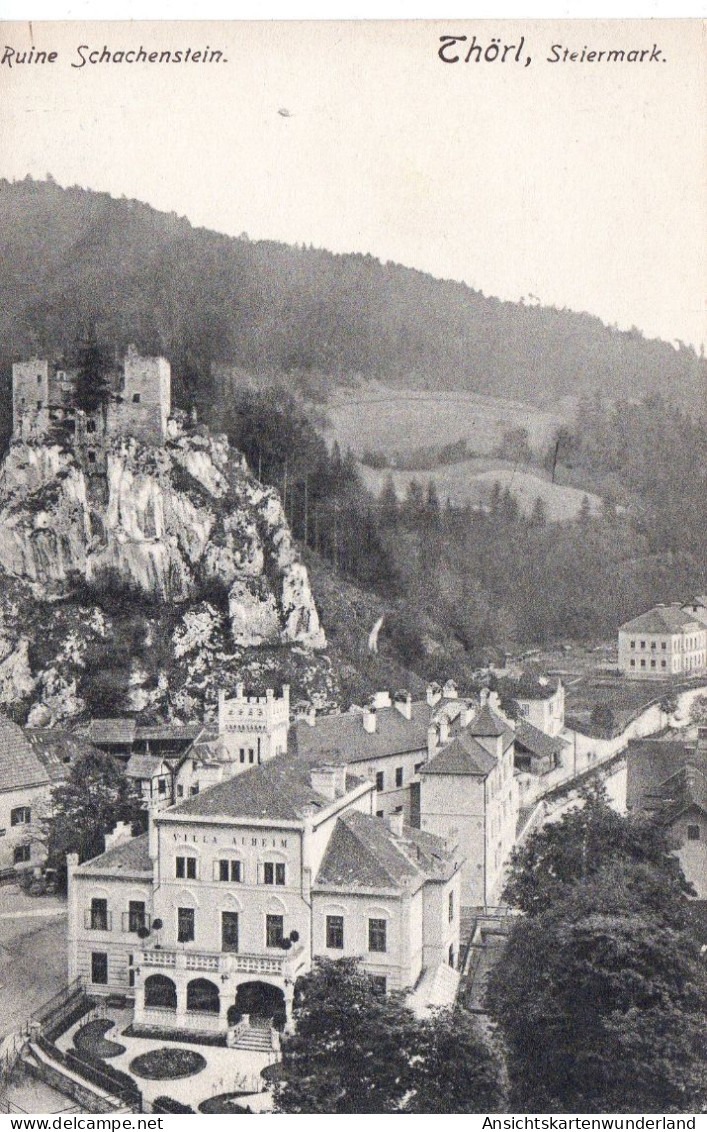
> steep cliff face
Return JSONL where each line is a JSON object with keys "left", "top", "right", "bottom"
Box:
{"left": 0, "top": 426, "right": 333, "bottom": 725}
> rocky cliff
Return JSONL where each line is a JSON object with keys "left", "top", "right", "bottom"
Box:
{"left": 0, "top": 424, "right": 335, "bottom": 725}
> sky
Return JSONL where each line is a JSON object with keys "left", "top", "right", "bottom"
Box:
{"left": 0, "top": 19, "right": 704, "bottom": 349}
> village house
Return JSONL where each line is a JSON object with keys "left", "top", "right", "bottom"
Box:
{"left": 618, "top": 604, "right": 707, "bottom": 679}
{"left": 12, "top": 344, "right": 171, "bottom": 448}
{"left": 498, "top": 673, "right": 565, "bottom": 736}
{"left": 419, "top": 697, "right": 519, "bottom": 907}
{"left": 626, "top": 728, "right": 707, "bottom": 897}
{"left": 0, "top": 720, "right": 94, "bottom": 874}
{"left": 66, "top": 755, "right": 462, "bottom": 1037}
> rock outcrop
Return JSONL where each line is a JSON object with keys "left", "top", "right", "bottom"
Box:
{"left": 0, "top": 424, "right": 333, "bottom": 725}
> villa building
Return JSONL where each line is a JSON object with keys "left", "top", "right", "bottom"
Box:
{"left": 618, "top": 605, "right": 707, "bottom": 679}
{"left": 66, "top": 756, "right": 462, "bottom": 1034}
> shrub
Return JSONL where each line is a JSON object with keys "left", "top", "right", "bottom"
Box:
{"left": 152, "top": 1096, "right": 196, "bottom": 1114}
{"left": 129, "top": 1046, "right": 207, "bottom": 1080}
{"left": 73, "top": 1019, "right": 126, "bottom": 1059}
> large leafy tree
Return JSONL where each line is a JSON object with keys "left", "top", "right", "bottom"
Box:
{"left": 502, "top": 786, "right": 693, "bottom": 918}
{"left": 42, "top": 748, "right": 145, "bottom": 884}
{"left": 274, "top": 958, "right": 503, "bottom": 1113}
{"left": 487, "top": 792, "right": 707, "bottom": 1113}
{"left": 486, "top": 870, "right": 707, "bottom": 1113}
{"left": 405, "top": 1005, "right": 504, "bottom": 1114}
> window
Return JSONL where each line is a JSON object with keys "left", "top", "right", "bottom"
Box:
{"left": 687, "top": 825, "right": 700, "bottom": 841}
{"left": 87, "top": 420, "right": 96, "bottom": 434}
{"left": 217, "top": 859, "right": 242, "bottom": 883}
{"left": 266, "top": 914, "right": 284, "bottom": 948}
{"left": 176, "top": 855, "right": 197, "bottom": 880}
{"left": 368, "top": 918, "right": 387, "bottom": 953}
{"left": 630, "top": 659, "right": 635, "bottom": 668}
{"left": 157, "top": 778, "right": 167, "bottom": 795}
{"left": 640, "top": 659, "right": 646, "bottom": 668}
{"left": 176, "top": 785, "right": 184, "bottom": 798}
{"left": 36, "top": 400, "right": 43, "bottom": 410}
{"left": 375, "top": 772, "right": 384, "bottom": 791}
{"left": 448, "top": 891, "right": 454, "bottom": 922}
{"left": 661, "top": 642, "right": 667, "bottom": 650}
{"left": 651, "top": 641, "right": 656, "bottom": 650}
{"left": 37, "top": 375, "right": 42, "bottom": 384}
{"left": 10, "top": 806, "right": 31, "bottom": 826}
{"left": 394, "top": 805, "right": 403, "bottom": 814}
{"left": 370, "top": 976, "right": 387, "bottom": 995}
{"left": 239, "top": 748, "right": 245, "bottom": 764}
{"left": 91, "top": 952, "right": 108, "bottom": 985}
{"left": 177, "top": 907, "right": 195, "bottom": 943}
{"left": 376, "top": 810, "right": 384, "bottom": 818}
{"left": 128, "top": 954, "right": 135, "bottom": 988}
{"left": 650, "top": 660, "right": 656, "bottom": 669}
{"left": 326, "top": 915, "right": 344, "bottom": 949}
{"left": 640, "top": 640, "right": 646, "bottom": 649}
{"left": 395, "top": 767, "right": 403, "bottom": 788}
{"left": 90, "top": 898, "right": 109, "bottom": 931}
{"left": 132, "top": 393, "right": 141, "bottom": 403}
{"left": 661, "top": 661, "right": 667, "bottom": 668}
{"left": 448, "top": 944, "right": 455, "bottom": 968}
{"left": 222, "top": 911, "right": 239, "bottom": 953}
{"left": 87, "top": 451, "right": 96, "bottom": 463}
{"left": 264, "top": 862, "right": 286, "bottom": 886}
{"left": 13, "top": 844, "right": 30, "bottom": 864}
{"left": 414, "top": 761, "right": 424, "bottom": 774}
{"left": 630, "top": 640, "right": 635, "bottom": 649}
{"left": 128, "top": 901, "right": 146, "bottom": 933}
{"left": 248, "top": 748, "right": 255, "bottom": 764}
{"left": 190, "top": 784, "right": 199, "bottom": 796}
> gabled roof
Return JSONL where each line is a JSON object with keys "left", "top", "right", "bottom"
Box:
{"left": 82, "top": 719, "right": 136, "bottom": 745}
{"left": 292, "top": 696, "right": 467, "bottom": 768}
{"left": 126, "top": 754, "right": 170, "bottom": 780}
{"left": 0, "top": 718, "right": 50, "bottom": 793}
{"left": 498, "top": 674, "right": 561, "bottom": 701}
{"left": 25, "top": 730, "right": 99, "bottom": 783}
{"left": 165, "top": 755, "right": 357, "bottom": 823}
{"left": 651, "top": 765, "right": 707, "bottom": 824}
{"left": 515, "top": 721, "right": 568, "bottom": 760}
{"left": 78, "top": 832, "right": 152, "bottom": 876}
{"left": 467, "top": 704, "right": 507, "bottom": 738}
{"left": 421, "top": 730, "right": 498, "bottom": 777}
{"left": 620, "top": 606, "right": 700, "bottom": 635}
{"left": 626, "top": 737, "right": 707, "bottom": 811}
{"left": 314, "top": 810, "right": 455, "bottom": 891}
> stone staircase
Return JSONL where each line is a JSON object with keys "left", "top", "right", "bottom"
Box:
{"left": 228, "top": 1018, "right": 275, "bottom": 1053}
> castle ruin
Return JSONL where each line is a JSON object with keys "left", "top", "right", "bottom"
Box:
{"left": 12, "top": 344, "right": 171, "bottom": 448}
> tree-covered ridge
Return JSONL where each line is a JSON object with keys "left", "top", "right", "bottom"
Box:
{"left": 1, "top": 176, "right": 705, "bottom": 452}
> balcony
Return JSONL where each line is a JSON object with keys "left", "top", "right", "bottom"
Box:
{"left": 121, "top": 912, "right": 152, "bottom": 934}
{"left": 140, "top": 946, "right": 306, "bottom": 979}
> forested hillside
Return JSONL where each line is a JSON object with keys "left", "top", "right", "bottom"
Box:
{"left": 1, "top": 176, "right": 705, "bottom": 452}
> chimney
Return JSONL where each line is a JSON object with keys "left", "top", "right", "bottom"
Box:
{"left": 104, "top": 821, "right": 133, "bottom": 853}
{"left": 235, "top": 682, "right": 245, "bottom": 699}
{"left": 438, "top": 715, "right": 450, "bottom": 746}
{"left": 479, "top": 686, "right": 491, "bottom": 706}
{"left": 461, "top": 700, "right": 475, "bottom": 727}
{"left": 310, "top": 764, "right": 347, "bottom": 801}
{"left": 387, "top": 811, "right": 404, "bottom": 837}
{"left": 394, "top": 689, "right": 412, "bottom": 720}
{"left": 372, "top": 691, "right": 392, "bottom": 709}
{"left": 442, "top": 679, "right": 458, "bottom": 700}
{"left": 363, "top": 704, "right": 377, "bottom": 734}
{"left": 426, "top": 682, "right": 442, "bottom": 707}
